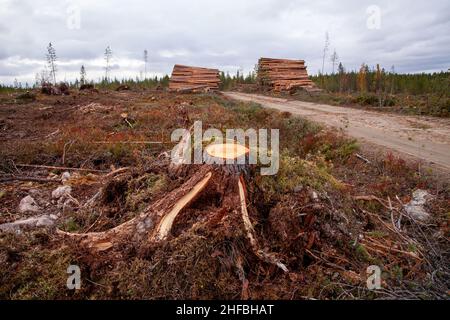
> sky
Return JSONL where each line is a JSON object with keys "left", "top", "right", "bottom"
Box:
{"left": 0, "top": 0, "right": 449, "bottom": 85}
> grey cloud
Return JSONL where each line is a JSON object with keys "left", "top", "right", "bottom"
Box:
{"left": 0, "top": 0, "right": 449, "bottom": 84}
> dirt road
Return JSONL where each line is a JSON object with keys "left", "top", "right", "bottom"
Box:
{"left": 224, "top": 92, "right": 450, "bottom": 171}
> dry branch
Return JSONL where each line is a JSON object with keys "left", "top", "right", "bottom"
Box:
{"left": 16, "top": 164, "right": 108, "bottom": 173}
{"left": 0, "top": 175, "right": 62, "bottom": 183}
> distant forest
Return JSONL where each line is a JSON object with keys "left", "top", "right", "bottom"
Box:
{"left": 2, "top": 66, "right": 447, "bottom": 98}
{"left": 1, "top": 53, "right": 448, "bottom": 116}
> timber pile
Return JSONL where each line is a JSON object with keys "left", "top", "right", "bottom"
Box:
{"left": 169, "top": 65, "right": 220, "bottom": 93}
{"left": 257, "top": 58, "right": 315, "bottom": 92}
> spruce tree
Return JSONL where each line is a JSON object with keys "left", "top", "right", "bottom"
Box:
{"left": 80, "top": 65, "right": 86, "bottom": 85}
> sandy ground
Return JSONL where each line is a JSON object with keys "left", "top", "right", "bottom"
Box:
{"left": 224, "top": 92, "right": 450, "bottom": 171}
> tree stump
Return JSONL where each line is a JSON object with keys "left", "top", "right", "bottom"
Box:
{"left": 59, "top": 142, "right": 287, "bottom": 272}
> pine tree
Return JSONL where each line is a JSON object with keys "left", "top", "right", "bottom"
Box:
{"left": 330, "top": 49, "right": 339, "bottom": 74}
{"left": 144, "top": 49, "right": 148, "bottom": 79}
{"left": 104, "top": 46, "right": 112, "bottom": 82}
{"left": 34, "top": 73, "right": 40, "bottom": 87}
{"left": 375, "top": 64, "right": 383, "bottom": 106}
{"left": 338, "top": 62, "right": 345, "bottom": 92}
{"left": 46, "top": 42, "right": 57, "bottom": 85}
{"left": 321, "top": 32, "right": 330, "bottom": 76}
{"left": 390, "top": 65, "right": 396, "bottom": 94}
{"left": 80, "top": 65, "right": 86, "bottom": 85}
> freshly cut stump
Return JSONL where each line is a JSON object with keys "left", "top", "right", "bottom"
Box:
{"left": 59, "top": 142, "right": 287, "bottom": 272}
{"left": 205, "top": 143, "right": 249, "bottom": 160}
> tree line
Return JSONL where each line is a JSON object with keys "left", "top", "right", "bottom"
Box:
{"left": 2, "top": 40, "right": 448, "bottom": 99}
{"left": 1, "top": 43, "right": 168, "bottom": 91}
{"left": 219, "top": 69, "right": 257, "bottom": 90}
{"left": 312, "top": 63, "right": 449, "bottom": 96}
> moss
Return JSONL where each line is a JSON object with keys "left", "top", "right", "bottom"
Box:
{"left": 391, "top": 265, "right": 404, "bottom": 281}
{"left": 255, "top": 153, "right": 345, "bottom": 201}
{"left": 95, "top": 234, "right": 242, "bottom": 299}
{"left": 145, "top": 173, "right": 168, "bottom": 191}
{"left": 0, "top": 233, "right": 81, "bottom": 299}
{"left": 355, "top": 243, "right": 371, "bottom": 262}
{"left": 334, "top": 140, "right": 359, "bottom": 160}
{"left": 126, "top": 173, "right": 169, "bottom": 211}
{"left": 316, "top": 137, "right": 358, "bottom": 162}
{"left": 367, "top": 231, "right": 388, "bottom": 238}
{"left": 108, "top": 143, "right": 132, "bottom": 163}
{"left": 62, "top": 217, "right": 81, "bottom": 232}
{"left": 407, "top": 243, "right": 418, "bottom": 253}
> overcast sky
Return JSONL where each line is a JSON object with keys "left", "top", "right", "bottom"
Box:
{"left": 0, "top": 0, "right": 449, "bottom": 85}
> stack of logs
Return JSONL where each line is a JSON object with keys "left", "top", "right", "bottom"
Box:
{"left": 257, "top": 58, "right": 315, "bottom": 92}
{"left": 169, "top": 65, "right": 220, "bottom": 93}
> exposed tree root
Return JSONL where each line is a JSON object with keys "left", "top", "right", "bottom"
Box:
{"left": 153, "top": 172, "right": 212, "bottom": 241}
{"left": 58, "top": 143, "right": 288, "bottom": 273}
{"left": 238, "top": 176, "right": 288, "bottom": 272}
{"left": 57, "top": 166, "right": 213, "bottom": 252}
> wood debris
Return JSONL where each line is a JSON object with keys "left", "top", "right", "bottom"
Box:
{"left": 169, "top": 65, "right": 220, "bottom": 93}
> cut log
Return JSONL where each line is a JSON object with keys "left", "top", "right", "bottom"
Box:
{"left": 257, "top": 57, "right": 316, "bottom": 92}
{"left": 169, "top": 65, "right": 220, "bottom": 93}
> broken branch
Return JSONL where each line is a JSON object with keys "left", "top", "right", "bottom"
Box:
{"left": 0, "top": 175, "right": 62, "bottom": 183}
{"left": 16, "top": 164, "right": 108, "bottom": 173}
